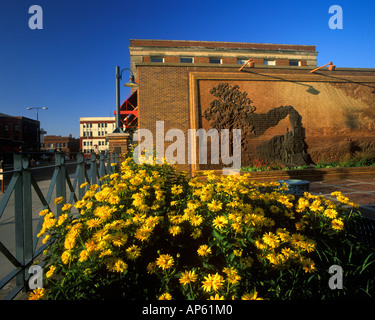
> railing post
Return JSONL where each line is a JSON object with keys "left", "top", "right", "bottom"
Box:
{"left": 77, "top": 152, "right": 85, "bottom": 200}
{"left": 90, "top": 153, "right": 97, "bottom": 185}
{"left": 13, "top": 154, "right": 25, "bottom": 288}
{"left": 99, "top": 151, "right": 106, "bottom": 179}
{"left": 55, "top": 152, "right": 66, "bottom": 216}
{"left": 106, "top": 152, "right": 112, "bottom": 175}
{"left": 22, "top": 155, "right": 33, "bottom": 270}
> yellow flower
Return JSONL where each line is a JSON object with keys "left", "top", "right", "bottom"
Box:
{"left": 158, "top": 292, "right": 172, "bottom": 300}
{"left": 90, "top": 184, "right": 99, "bottom": 191}
{"left": 233, "top": 249, "right": 243, "bottom": 257}
{"left": 262, "top": 232, "right": 280, "bottom": 249}
{"left": 197, "top": 244, "right": 212, "bottom": 257}
{"left": 135, "top": 225, "right": 153, "bottom": 242}
{"left": 207, "top": 200, "right": 222, "bottom": 212}
{"left": 223, "top": 267, "right": 241, "bottom": 284}
{"left": 147, "top": 261, "right": 157, "bottom": 274}
{"left": 169, "top": 225, "right": 181, "bottom": 236}
{"left": 241, "top": 290, "right": 262, "bottom": 300}
{"left": 191, "top": 228, "right": 202, "bottom": 239}
{"left": 46, "top": 265, "right": 56, "bottom": 278}
{"left": 42, "top": 234, "right": 50, "bottom": 244}
{"left": 331, "top": 218, "right": 344, "bottom": 230}
{"left": 62, "top": 203, "right": 72, "bottom": 212}
{"left": 28, "top": 288, "right": 46, "bottom": 300}
{"left": 190, "top": 214, "right": 203, "bottom": 227}
{"left": 310, "top": 199, "right": 323, "bottom": 212}
{"left": 201, "top": 273, "right": 224, "bottom": 292}
{"left": 112, "top": 233, "right": 127, "bottom": 247}
{"left": 179, "top": 270, "right": 198, "bottom": 286}
{"left": 39, "top": 209, "right": 50, "bottom": 216}
{"left": 58, "top": 213, "right": 69, "bottom": 226}
{"left": 212, "top": 215, "right": 228, "bottom": 230}
{"left": 296, "top": 197, "right": 310, "bottom": 212}
{"left": 323, "top": 208, "right": 338, "bottom": 219}
{"left": 77, "top": 249, "right": 88, "bottom": 261}
{"left": 86, "top": 218, "right": 102, "bottom": 229}
{"left": 209, "top": 294, "right": 225, "bottom": 300}
{"left": 270, "top": 205, "right": 280, "bottom": 214}
{"left": 106, "top": 258, "right": 128, "bottom": 273}
{"left": 126, "top": 245, "right": 141, "bottom": 260}
{"left": 156, "top": 254, "right": 174, "bottom": 270}
{"left": 171, "top": 184, "right": 183, "bottom": 196}
{"left": 302, "top": 258, "right": 316, "bottom": 273}
{"left": 108, "top": 194, "right": 120, "bottom": 205}
{"left": 61, "top": 250, "right": 70, "bottom": 264}
{"left": 80, "top": 182, "right": 89, "bottom": 188}
{"left": 74, "top": 200, "right": 85, "bottom": 209}
{"left": 54, "top": 196, "right": 64, "bottom": 205}
{"left": 99, "top": 248, "right": 112, "bottom": 258}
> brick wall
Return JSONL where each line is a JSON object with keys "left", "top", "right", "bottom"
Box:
{"left": 137, "top": 64, "right": 375, "bottom": 171}
{"left": 130, "top": 39, "right": 316, "bottom": 52}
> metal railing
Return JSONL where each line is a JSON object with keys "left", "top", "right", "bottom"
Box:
{"left": 0, "top": 151, "right": 119, "bottom": 300}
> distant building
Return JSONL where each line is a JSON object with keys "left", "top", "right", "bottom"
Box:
{"left": 0, "top": 113, "right": 40, "bottom": 152}
{"left": 79, "top": 117, "right": 115, "bottom": 154}
{"left": 41, "top": 134, "right": 80, "bottom": 157}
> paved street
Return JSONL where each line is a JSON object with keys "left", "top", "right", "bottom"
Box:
{"left": 309, "top": 178, "right": 375, "bottom": 219}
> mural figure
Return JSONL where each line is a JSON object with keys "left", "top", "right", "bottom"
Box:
{"left": 203, "top": 83, "right": 312, "bottom": 167}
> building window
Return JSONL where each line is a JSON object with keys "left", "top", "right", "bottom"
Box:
{"left": 289, "top": 60, "right": 301, "bottom": 66}
{"left": 209, "top": 58, "right": 222, "bottom": 64}
{"left": 264, "top": 60, "right": 276, "bottom": 66}
{"left": 180, "top": 57, "right": 194, "bottom": 63}
{"left": 150, "top": 56, "right": 164, "bottom": 63}
{"left": 237, "top": 59, "right": 249, "bottom": 65}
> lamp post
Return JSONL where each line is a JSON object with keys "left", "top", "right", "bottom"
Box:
{"left": 114, "top": 66, "right": 139, "bottom": 133}
{"left": 26, "top": 107, "right": 48, "bottom": 150}
{"left": 26, "top": 106, "right": 48, "bottom": 122}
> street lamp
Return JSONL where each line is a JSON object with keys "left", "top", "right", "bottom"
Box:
{"left": 114, "top": 66, "right": 139, "bottom": 133}
{"left": 26, "top": 107, "right": 48, "bottom": 150}
{"left": 26, "top": 106, "right": 48, "bottom": 122}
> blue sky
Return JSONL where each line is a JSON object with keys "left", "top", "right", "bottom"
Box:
{"left": 0, "top": 0, "right": 374, "bottom": 139}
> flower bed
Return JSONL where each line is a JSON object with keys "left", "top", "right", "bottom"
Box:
{"left": 30, "top": 157, "right": 375, "bottom": 300}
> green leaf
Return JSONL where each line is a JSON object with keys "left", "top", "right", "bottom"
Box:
{"left": 212, "top": 228, "right": 224, "bottom": 241}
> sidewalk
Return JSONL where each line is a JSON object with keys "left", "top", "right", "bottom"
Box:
{"left": 309, "top": 177, "right": 375, "bottom": 219}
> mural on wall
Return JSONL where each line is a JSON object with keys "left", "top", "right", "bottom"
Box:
{"left": 203, "top": 83, "right": 313, "bottom": 167}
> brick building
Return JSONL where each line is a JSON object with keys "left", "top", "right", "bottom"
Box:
{"left": 126, "top": 39, "right": 375, "bottom": 172}
{"left": 41, "top": 134, "right": 80, "bottom": 156}
{"left": 0, "top": 113, "right": 40, "bottom": 152}
{"left": 79, "top": 117, "right": 115, "bottom": 154}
